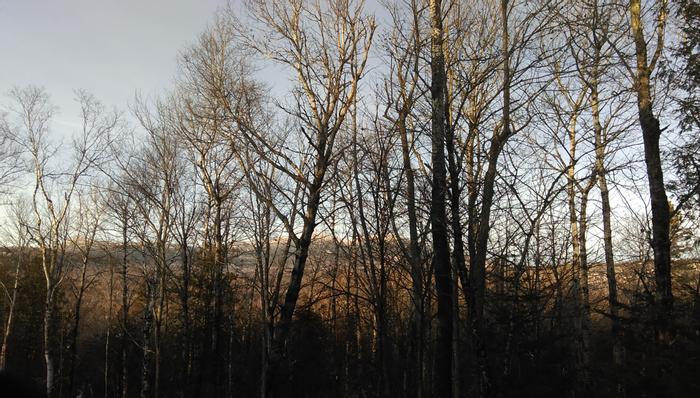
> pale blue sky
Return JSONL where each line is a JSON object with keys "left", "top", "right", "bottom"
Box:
{"left": 0, "top": 0, "right": 389, "bottom": 131}
{"left": 0, "top": 0, "right": 229, "bottom": 128}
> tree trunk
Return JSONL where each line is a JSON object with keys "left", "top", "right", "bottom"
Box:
{"left": 267, "top": 173, "right": 325, "bottom": 398}
{"left": 141, "top": 285, "right": 154, "bottom": 398}
{"left": 43, "top": 244, "right": 59, "bottom": 398}
{"left": 105, "top": 260, "right": 114, "bottom": 398}
{"left": 213, "top": 199, "right": 224, "bottom": 353}
{"left": 428, "top": 1, "right": 454, "bottom": 397}
{"left": 44, "top": 285, "right": 56, "bottom": 398}
{"left": 227, "top": 313, "right": 235, "bottom": 398}
{"left": 121, "top": 214, "right": 130, "bottom": 398}
{"left": 592, "top": 71, "right": 625, "bottom": 393}
{"left": 565, "top": 99, "right": 594, "bottom": 396}
{"left": 467, "top": 2, "right": 513, "bottom": 395}
{"left": 398, "top": 112, "right": 424, "bottom": 398}
{"left": 629, "top": 0, "right": 673, "bottom": 346}
{"left": 576, "top": 188, "right": 594, "bottom": 396}
{"left": 180, "top": 237, "right": 192, "bottom": 398}
{"left": 68, "top": 258, "right": 90, "bottom": 398}
{"left": 0, "top": 246, "right": 22, "bottom": 369}
{"left": 154, "top": 256, "right": 167, "bottom": 398}
{"left": 445, "top": 41, "right": 465, "bottom": 398}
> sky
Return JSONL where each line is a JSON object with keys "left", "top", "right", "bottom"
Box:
{"left": 0, "top": 0, "right": 229, "bottom": 130}
{"left": 0, "top": 0, "right": 391, "bottom": 132}
{"left": 0, "top": 0, "right": 663, "bottom": 257}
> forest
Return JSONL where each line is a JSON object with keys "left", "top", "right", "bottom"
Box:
{"left": 0, "top": 0, "right": 699, "bottom": 397}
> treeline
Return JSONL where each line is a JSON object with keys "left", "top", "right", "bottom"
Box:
{"left": 0, "top": 0, "right": 699, "bottom": 398}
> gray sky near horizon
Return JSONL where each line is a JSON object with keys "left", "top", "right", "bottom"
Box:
{"left": 0, "top": 0, "right": 229, "bottom": 130}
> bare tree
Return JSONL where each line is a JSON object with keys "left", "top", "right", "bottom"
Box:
{"left": 626, "top": 0, "right": 674, "bottom": 347}
{"left": 103, "top": 180, "right": 137, "bottom": 398}
{"left": 380, "top": 1, "right": 429, "bottom": 394}
{"left": 427, "top": 2, "right": 454, "bottom": 397}
{"left": 127, "top": 98, "right": 185, "bottom": 398}
{"left": 66, "top": 186, "right": 106, "bottom": 398}
{"left": 236, "top": 1, "right": 375, "bottom": 395}
{"left": 0, "top": 112, "right": 23, "bottom": 195}
{"left": 8, "top": 87, "right": 114, "bottom": 398}
{"left": 173, "top": 21, "right": 244, "bottom": 387}
{"left": 566, "top": 1, "right": 634, "bottom": 392}
{"left": 0, "top": 199, "right": 31, "bottom": 369}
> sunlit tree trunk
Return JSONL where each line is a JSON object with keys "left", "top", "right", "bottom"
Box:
{"left": 629, "top": 0, "right": 673, "bottom": 346}
{"left": 0, "top": 240, "right": 23, "bottom": 370}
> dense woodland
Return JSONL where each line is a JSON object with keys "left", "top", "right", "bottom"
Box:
{"left": 0, "top": 0, "right": 699, "bottom": 397}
